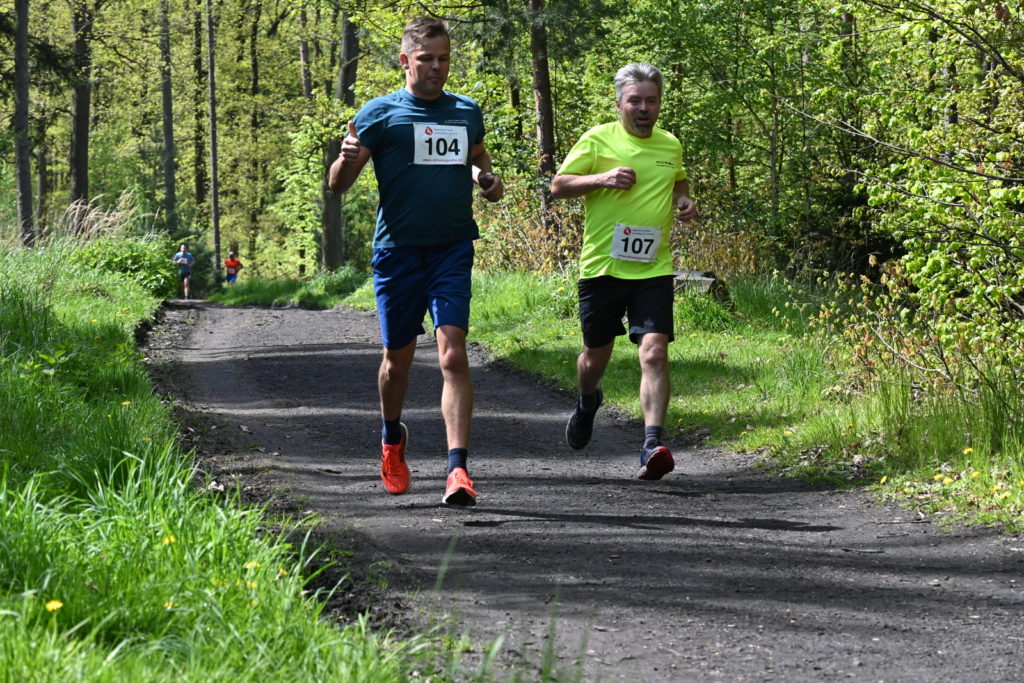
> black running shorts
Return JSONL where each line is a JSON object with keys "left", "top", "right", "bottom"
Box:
{"left": 577, "top": 274, "right": 675, "bottom": 348}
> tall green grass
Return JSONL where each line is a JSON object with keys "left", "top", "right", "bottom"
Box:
{"left": 0, "top": 244, "right": 441, "bottom": 680}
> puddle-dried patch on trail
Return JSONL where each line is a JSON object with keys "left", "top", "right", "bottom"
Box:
{"left": 146, "top": 301, "right": 1024, "bottom": 681}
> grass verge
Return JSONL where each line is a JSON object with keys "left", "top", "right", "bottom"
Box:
{"left": 206, "top": 266, "right": 367, "bottom": 308}
{"left": 0, "top": 244, "right": 453, "bottom": 680}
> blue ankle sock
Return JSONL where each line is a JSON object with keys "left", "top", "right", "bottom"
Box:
{"left": 644, "top": 425, "right": 664, "bottom": 449}
{"left": 382, "top": 418, "right": 403, "bottom": 445}
{"left": 447, "top": 448, "right": 468, "bottom": 474}
{"left": 641, "top": 426, "right": 664, "bottom": 464}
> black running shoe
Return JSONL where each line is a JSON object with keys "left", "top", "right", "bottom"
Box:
{"left": 638, "top": 444, "right": 675, "bottom": 480}
{"left": 565, "top": 388, "right": 603, "bottom": 450}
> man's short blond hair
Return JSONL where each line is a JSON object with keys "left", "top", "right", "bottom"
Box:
{"left": 401, "top": 17, "right": 449, "bottom": 54}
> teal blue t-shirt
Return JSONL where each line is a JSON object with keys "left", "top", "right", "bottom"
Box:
{"left": 355, "top": 89, "right": 485, "bottom": 248}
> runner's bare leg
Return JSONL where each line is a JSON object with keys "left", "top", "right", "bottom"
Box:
{"left": 436, "top": 324, "right": 472, "bottom": 450}
{"left": 577, "top": 341, "right": 614, "bottom": 395}
{"left": 379, "top": 339, "right": 416, "bottom": 421}
{"left": 638, "top": 333, "right": 671, "bottom": 427}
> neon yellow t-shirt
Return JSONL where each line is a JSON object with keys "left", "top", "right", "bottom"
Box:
{"left": 557, "top": 122, "right": 686, "bottom": 279}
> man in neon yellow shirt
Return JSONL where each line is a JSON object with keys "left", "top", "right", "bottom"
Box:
{"left": 551, "top": 63, "right": 696, "bottom": 480}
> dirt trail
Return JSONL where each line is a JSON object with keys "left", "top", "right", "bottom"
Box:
{"left": 146, "top": 301, "right": 1024, "bottom": 682}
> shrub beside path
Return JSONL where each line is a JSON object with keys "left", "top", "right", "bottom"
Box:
{"left": 147, "top": 301, "right": 1024, "bottom": 681}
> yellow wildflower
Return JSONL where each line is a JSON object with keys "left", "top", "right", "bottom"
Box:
{"left": 971, "top": 471, "right": 981, "bottom": 478}
{"left": 162, "top": 535, "right": 176, "bottom": 545}
{"left": 879, "top": 476, "right": 888, "bottom": 485}
{"left": 164, "top": 601, "right": 174, "bottom": 609}
{"left": 963, "top": 447, "right": 974, "bottom": 455}
{"left": 942, "top": 477, "right": 954, "bottom": 485}
{"left": 933, "top": 474, "right": 944, "bottom": 481}
{"left": 244, "top": 561, "right": 261, "bottom": 570}
{"left": 121, "top": 401, "right": 131, "bottom": 406}
{"left": 45, "top": 600, "right": 63, "bottom": 612}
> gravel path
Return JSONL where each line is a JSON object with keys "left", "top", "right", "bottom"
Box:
{"left": 145, "top": 301, "right": 1024, "bottom": 682}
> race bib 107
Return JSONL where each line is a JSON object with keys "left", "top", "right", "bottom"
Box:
{"left": 611, "top": 223, "right": 662, "bottom": 262}
{"left": 413, "top": 124, "right": 469, "bottom": 165}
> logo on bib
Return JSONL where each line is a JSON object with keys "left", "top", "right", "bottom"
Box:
{"left": 425, "top": 126, "right": 434, "bottom": 135}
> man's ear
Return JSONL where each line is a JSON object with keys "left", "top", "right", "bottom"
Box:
{"left": 399, "top": 53, "right": 409, "bottom": 69}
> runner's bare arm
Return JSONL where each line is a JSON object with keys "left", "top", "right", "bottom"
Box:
{"left": 673, "top": 179, "right": 696, "bottom": 221}
{"left": 329, "top": 120, "right": 373, "bottom": 194}
{"left": 471, "top": 143, "right": 503, "bottom": 202}
{"left": 550, "top": 167, "right": 637, "bottom": 199}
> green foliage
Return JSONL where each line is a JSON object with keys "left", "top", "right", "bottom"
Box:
{"left": 66, "top": 235, "right": 179, "bottom": 299}
{"left": 474, "top": 173, "right": 584, "bottom": 274}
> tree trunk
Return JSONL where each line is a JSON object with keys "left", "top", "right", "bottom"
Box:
{"left": 160, "top": 0, "right": 178, "bottom": 232}
{"left": 14, "top": 0, "right": 33, "bottom": 245}
{"left": 206, "top": 0, "right": 222, "bottom": 273}
{"left": 36, "top": 140, "right": 49, "bottom": 235}
{"left": 248, "top": 2, "right": 263, "bottom": 260}
{"left": 299, "top": 5, "right": 313, "bottom": 99}
{"left": 192, "top": 0, "right": 208, "bottom": 220}
{"left": 322, "top": 13, "right": 358, "bottom": 271}
{"left": 69, "top": 3, "right": 96, "bottom": 205}
{"left": 528, "top": 0, "right": 556, "bottom": 232}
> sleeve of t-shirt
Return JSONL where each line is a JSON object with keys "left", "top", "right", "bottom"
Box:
{"left": 674, "top": 140, "right": 688, "bottom": 182}
{"left": 354, "top": 98, "right": 386, "bottom": 151}
{"left": 471, "top": 100, "right": 485, "bottom": 146}
{"left": 557, "top": 131, "right": 596, "bottom": 176}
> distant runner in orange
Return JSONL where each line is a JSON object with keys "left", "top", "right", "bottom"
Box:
{"left": 223, "top": 251, "right": 243, "bottom": 284}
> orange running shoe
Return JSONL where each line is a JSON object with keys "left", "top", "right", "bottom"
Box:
{"left": 442, "top": 467, "right": 477, "bottom": 507}
{"left": 380, "top": 423, "right": 410, "bottom": 494}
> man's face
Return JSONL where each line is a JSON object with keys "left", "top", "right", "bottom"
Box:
{"left": 400, "top": 35, "right": 451, "bottom": 100}
{"left": 617, "top": 81, "right": 661, "bottom": 138}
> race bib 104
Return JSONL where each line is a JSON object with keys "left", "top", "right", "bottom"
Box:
{"left": 611, "top": 223, "right": 662, "bottom": 262}
{"left": 413, "top": 124, "right": 469, "bottom": 165}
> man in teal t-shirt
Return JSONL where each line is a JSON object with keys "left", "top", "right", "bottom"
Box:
{"left": 551, "top": 62, "right": 697, "bottom": 481}
{"left": 328, "top": 17, "right": 503, "bottom": 507}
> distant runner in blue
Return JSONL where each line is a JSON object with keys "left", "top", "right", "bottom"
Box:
{"left": 329, "top": 17, "right": 503, "bottom": 507}
{"left": 171, "top": 243, "right": 196, "bottom": 300}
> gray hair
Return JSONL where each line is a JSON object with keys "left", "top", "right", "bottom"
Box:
{"left": 614, "top": 63, "right": 663, "bottom": 100}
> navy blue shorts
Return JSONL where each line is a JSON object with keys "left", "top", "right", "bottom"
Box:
{"left": 578, "top": 274, "right": 675, "bottom": 348}
{"left": 372, "top": 240, "right": 474, "bottom": 349}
